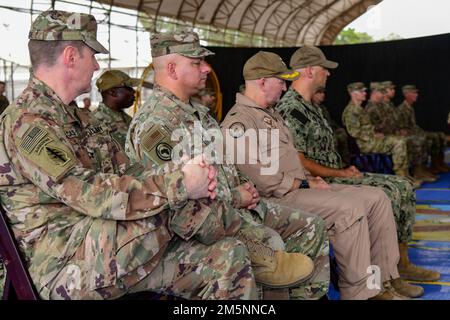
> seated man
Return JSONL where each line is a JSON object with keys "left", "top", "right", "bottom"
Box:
{"left": 366, "top": 82, "right": 435, "bottom": 182}
{"left": 221, "top": 50, "right": 405, "bottom": 300}
{"left": 397, "top": 85, "right": 449, "bottom": 173}
{"left": 341, "top": 82, "right": 416, "bottom": 184}
{"left": 273, "top": 50, "right": 440, "bottom": 298}
{"left": 126, "top": 32, "right": 330, "bottom": 300}
{"left": 0, "top": 10, "right": 256, "bottom": 300}
{"left": 93, "top": 70, "right": 138, "bottom": 149}
{"left": 312, "top": 86, "right": 351, "bottom": 166}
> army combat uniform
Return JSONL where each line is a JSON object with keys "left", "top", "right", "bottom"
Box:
{"left": 92, "top": 102, "right": 132, "bottom": 149}
{"left": 342, "top": 101, "right": 410, "bottom": 175}
{"left": 222, "top": 91, "right": 401, "bottom": 300}
{"left": 275, "top": 87, "right": 416, "bottom": 243}
{"left": 397, "top": 100, "right": 447, "bottom": 161}
{"left": 0, "top": 10, "right": 256, "bottom": 300}
{"left": 316, "top": 104, "right": 351, "bottom": 166}
{"left": 126, "top": 83, "right": 330, "bottom": 300}
{"left": 366, "top": 99, "right": 428, "bottom": 168}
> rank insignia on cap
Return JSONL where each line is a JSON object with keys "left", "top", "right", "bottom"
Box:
{"left": 229, "top": 122, "right": 245, "bottom": 138}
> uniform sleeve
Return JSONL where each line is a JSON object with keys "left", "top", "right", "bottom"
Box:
{"left": 221, "top": 114, "right": 302, "bottom": 198}
{"left": 342, "top": 107, "right": 372, "bottom": 142}
{"left": 7, "top": 114, "right": 188, "bottom": 221}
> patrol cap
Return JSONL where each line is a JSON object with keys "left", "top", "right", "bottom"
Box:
{"left": 150, "top": 31, "right": 214, "bottom": 58}
{"left": 96, "top": 70, "right": 140, "bottom": 92}
{"left": 370, "top": 82, "right": 386, "bottom": 92}
{"left": 198, "top": 87, "right": 215, "bottom": 96}
{"left": 382, "top": 81, "right": 396, "bottom": 89}
{"left": 29, "top": 10, "right": 108, "bottom": 54}
{"left": 290, "top": 46, "right": 338, "bottom": 70}
{"left": 243, "top": 51, "right": 299, "bottom": 81}
{"left": 347, "top": 82, "right": 367, "bottom": 92}
{"left": 402, "top": 85, "right": 418, "bottom": 93}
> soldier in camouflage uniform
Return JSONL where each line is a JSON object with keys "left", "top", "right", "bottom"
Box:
{"left": 126, "top": 33, "right": 329, "bottom": 300}
{"left": 275, "top": 54, "right": 440, "bottom": 296}
{"left": 222, "top": 50, "right": 405, "bottom": 300}
{"left": 0, "top": 81, "right": 9, "bottom": 115}
{"left": 93, "top": 70, "right": 138, "bottom": 149}
{"left": 0, "top": 10, "right": 257, "bottom": 300}
{"left": 341, "top": 82, "right": 414, "bottom": 181}
{"left": 397, "top": 85, "right": 450, "bottom": 173}
{"left": 312, "top": 86, "right": 351, "bottom": 166}
{"left": 366, "top": 82, "right": 435, "bottom": 182}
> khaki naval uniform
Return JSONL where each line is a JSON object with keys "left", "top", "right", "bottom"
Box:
{"left": 221, "top": 93, "right": 400, "bottom": 300}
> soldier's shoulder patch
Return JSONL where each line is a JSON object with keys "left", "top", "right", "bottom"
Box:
{"left": 289, "top": 109, "right": 309, "bottom": 125}
{"left": 228, "top": 122, "right": 246, "bottom": 138}
{"left": 140, "top": 125, "right": 175, "bottom": 165}
{"left": 17, "top": 125, "right": 76, "bottom": 181}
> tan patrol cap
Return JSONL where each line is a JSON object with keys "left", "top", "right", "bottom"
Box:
{"left": 96, "top": 70, "right": 140, "bottom": 92}
{"left": 29, "top": 10, "right": 108, "bottom": 54}
{"left": 402, "top": 85, "right": 418, "bottom": 93}
{"left": 381, "top": 81, "right": 396, "bottom": 89}
{"left": 370, "top": 82, "right": 387, "bottom": 92}
{"left": 150, "top": 31, "right": 214, "bottom": 58}
{"left": 290, "top": 46, "right": 338, "bottom": 70}
{"left": 243, "top": 51, "right": 299, "bottom": 81}
{"left": 347, "top": 82, "right": 367, "bottom": 92}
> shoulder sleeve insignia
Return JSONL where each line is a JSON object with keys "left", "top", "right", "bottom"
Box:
{"left": 140, "top": 125, "right": 175, "bottom": 165}
{"left": 289, "top": 109, "right": 309, "bottom": 125}
{"left": 17, "top": 125, "right": 76, "bottom": 181}
{"left": 229, "top": 122, "right": 246, "bottom": 138}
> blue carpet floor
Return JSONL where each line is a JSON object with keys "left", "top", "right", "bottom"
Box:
{"left": 329, "top": 150, "right": 450, "bottom": 300}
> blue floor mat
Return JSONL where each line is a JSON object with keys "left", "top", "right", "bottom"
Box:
{"left": 416, "top": 189, "right": 450, "bottom": 204}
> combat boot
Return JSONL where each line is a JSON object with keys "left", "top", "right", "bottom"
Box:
{"left": 413, "top": 165, "right": 437, "bottom": 183}
{"left": 237, "top": 233, "right": 314, "bottom": 288}
{"left": 390, "top": 278, "right": 424, "bottom": 298}
{"left": 398, "top": 243, "right": 440, "bottom": 281}
{"left": 368, "top": 281, "right": 410, "bottom": 300}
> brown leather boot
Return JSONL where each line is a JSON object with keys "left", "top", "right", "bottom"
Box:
{"left": 369, "top": 281, "right": 410, "bottom": 300}
{"left": 390, "top": 278, "right": 424, "bottom": 298}
{"left": 398, "top": 242, "right": 440, "bottom": 281}
{"left": 238, "top": 233, "right": 314, "bottom": 288}
{"left": 413, "top": 165, "right": 437, "bottom": 183}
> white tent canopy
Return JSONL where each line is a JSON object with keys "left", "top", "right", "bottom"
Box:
{"left": 96, "top": 0, "right": 381, "bottom": 46}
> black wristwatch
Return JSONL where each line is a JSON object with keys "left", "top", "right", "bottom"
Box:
{"left": 299, "top": 179, "right": 310, "bottom": 189}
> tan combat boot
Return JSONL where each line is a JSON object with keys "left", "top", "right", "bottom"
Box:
{"left": 390, "top": 278, "right": 424, "bottom": 298}
{"left": 369, "top": 281, "right": 410, "bottom": 300}
{"left": 238, "top": 233, "right": 314, "bottom": 288}
{"left": 398, "top": 243, "right": 440, "bottom": 281}
{"left": 413, "top": 165, "right": 437, "bottom": 183}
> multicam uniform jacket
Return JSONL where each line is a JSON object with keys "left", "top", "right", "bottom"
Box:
{"left": 0, "top": 77, "right": 188, "bottom": 298}
{"left": 92, "top": 103, "right": 132, "bottom": 150}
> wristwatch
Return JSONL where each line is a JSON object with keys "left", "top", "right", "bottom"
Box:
{"left": 299, "top": 179, "right": 310, "bottom": 189}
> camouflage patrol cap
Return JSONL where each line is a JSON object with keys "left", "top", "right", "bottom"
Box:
{"left": 29, "top": 10, "right": 108, "bottom": 54}
{"left": 290, "top": 46, "right": 338, "bottom": 70}
{"left": 402, "top": 85, "right": 418, "bottom": 93}
{"left": 370, "top": 82, "right": 387, "bottom": 92}
{"left": 347, "top": 82, "right": 367, "bottom": 92}
{"left": 150, "top": 31, "right": 214, "bottom": 58}
{"left": 198, "top": 87, "right": 215, "bottom": 96}
{"left": 382, "top": 81, "right": 396, "bottom": 89}
{"left": 96, "top": 70, "right": 140, "bottom": 92}
{"left": 243, "top": 51, "right": 299, "bottom": 81}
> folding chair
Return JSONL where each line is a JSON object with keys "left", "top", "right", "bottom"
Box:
{"left": 0, "top": 202, "right": 39, "bottom": 300}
